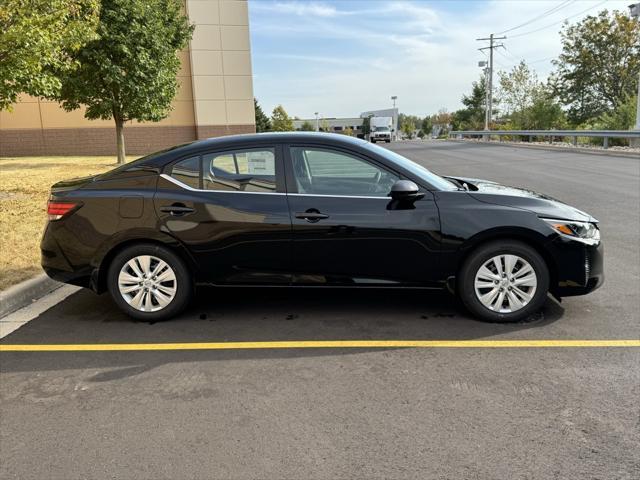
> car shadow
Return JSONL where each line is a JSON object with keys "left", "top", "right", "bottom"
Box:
{"left": 0, "top": 287, "right": 565, "bottom": 378}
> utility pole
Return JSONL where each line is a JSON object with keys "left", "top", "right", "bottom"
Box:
{"left": 477, "top": 34, "right": 505, "bottom": 133}
{"left": 314, "top": 112, "right": 319, "bottom": 132}
{"left": 630, "top": 3, "right": 640, "bottom": 146}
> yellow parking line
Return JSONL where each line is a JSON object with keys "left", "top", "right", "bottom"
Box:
{"left": 1, "top": 339, "right": 639, "bottom": 352}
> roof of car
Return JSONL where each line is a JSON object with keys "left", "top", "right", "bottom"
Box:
{"left": 130, "top": 132, "right": 375, "bottom": 172}
{"left": 179, "top": 131, "right": 369, "bottom": 152}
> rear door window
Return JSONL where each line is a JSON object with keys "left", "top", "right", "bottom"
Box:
{"left": 168, "top": 148, "right": 279, "bottom": 193}
{"left": 204, "top": 149, "right": 277, "bottom": 193}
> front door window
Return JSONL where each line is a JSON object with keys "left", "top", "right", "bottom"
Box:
{"left": 289, "top": 147, "right": 398, "bottom": 197}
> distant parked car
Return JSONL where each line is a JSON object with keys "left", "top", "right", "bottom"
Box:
{"left": 42, "top": 133, "right": 603, "bottom": 322}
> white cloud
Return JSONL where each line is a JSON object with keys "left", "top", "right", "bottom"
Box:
{"left": 252, "top": 1, "right": 345, "bottom": 18}
{"left": 250, "top": 0, "right": 634, "bottom": 118}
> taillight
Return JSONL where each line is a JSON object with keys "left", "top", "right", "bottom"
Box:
{"left": 47, "top": 201, "right": 80, "bottom": 221}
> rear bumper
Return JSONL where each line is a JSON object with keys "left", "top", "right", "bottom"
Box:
{"left": 550, "top": 237, "right": 604, "bottom": 297}
{"left": 41, "top": 223, "right": 93, "bottom": 289}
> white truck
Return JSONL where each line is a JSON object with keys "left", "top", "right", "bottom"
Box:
{"left": 369, "top": 116, "right": 393, "bottom": 143}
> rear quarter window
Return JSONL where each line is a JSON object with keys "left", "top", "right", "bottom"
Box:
{"left": 170, "top": 156, "right": 200, "bottom": 189}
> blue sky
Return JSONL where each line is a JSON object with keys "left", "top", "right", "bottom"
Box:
{"left": 248, "top": 0, "right": 632, "bottom": 118}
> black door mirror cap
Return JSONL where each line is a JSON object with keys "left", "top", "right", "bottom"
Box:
{"left": 389, "top": 180, "right": 425, "bottom": 201}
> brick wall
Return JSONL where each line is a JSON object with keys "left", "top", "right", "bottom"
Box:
{"left": 0, "top": 124, "right": 256, "bottom": 157}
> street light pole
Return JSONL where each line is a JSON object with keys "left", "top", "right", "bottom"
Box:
{"left": 391, "top": 96, "right": 398, "bottom": 140}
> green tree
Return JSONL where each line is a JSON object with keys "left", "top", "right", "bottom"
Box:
{"left": 0, "top": 0, "right": 99, "bottom": 110}
{"left": 524, "top": 93, "right": 567, "bottom": 130}
{"left": 299, "top": 120, "right": 315, "bottom": 131}
{"left": 550, "top": 10, "right": 640, "bottom": 125}
{"left": 498, "top": 61, "right": 544, "bottom": 128}
{"left": 53, "top": 0, "right": 193, "bottom": 164}
{"left": 432, "top": 109, "right": 453, "bottom": 135}
{"left": 454, "top": 75, "right": 487, "bottom": 130}
{"left": 320, "top": 118, "right": 331, "bottom": 132}
{"left": 361, "top": 115, "right": 372, "bottom": 136}
{"left": 254, "top": 98, "right": 271, "bottom": 132}
{"left": 421, "top": 116, "right": 433, "bottom": 137}
{"left": 401, "top": 119, "right": 415, "bottom": 139}
{"left": 342, "top": 126, "right": 354, "bottom": 136}
{"left": 595, "top": 93, "right": 638, "bottom": 130}
{"left": 271, "top": 105, "right": 294, "bottom": 131}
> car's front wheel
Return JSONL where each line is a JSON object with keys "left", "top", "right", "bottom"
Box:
{"left": 458, "top": 240, "right": 549, "bottom": 322}
{"left": 107, "top": 243, "right": 192, "bottom": 321}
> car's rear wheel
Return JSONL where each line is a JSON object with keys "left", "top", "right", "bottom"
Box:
{"left": 458, "top": 240, "right": 549, "bottom": 322}
{"left": 107, "top": 244, "right": 192, "bottom": 321}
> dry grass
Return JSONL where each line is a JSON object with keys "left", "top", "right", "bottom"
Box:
{"left": 0, "top": 156, "right": 137, "bottom": 291}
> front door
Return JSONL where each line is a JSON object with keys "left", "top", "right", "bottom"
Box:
{"left": 285, "top": 145, "right": 441, "bottom": 286}
{"left": 155, "top": 144, "right": 292, "bottom": 285}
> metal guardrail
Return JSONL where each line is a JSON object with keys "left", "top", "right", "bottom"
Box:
{"left": 449, "top": 129, "right": 640, "bottom": 149}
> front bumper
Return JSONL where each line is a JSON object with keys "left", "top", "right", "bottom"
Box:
{"left": 549, "top": 236, "right": 604, "bottom": 297}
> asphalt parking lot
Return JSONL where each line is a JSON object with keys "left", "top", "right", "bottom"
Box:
{"left": 1, "top": 141, "right": 639, "bottom": 479}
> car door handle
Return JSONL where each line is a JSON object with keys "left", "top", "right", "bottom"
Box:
{"left": 160, "top": 204, "right": 195, "bottom": 216}
{"left": 295, "top": 211, "right": 329, "bottom": 222}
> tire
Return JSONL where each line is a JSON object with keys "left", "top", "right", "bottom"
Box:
{"left": 385, "top": 140, "right": 390, "bottom": 143}
{"left": 107, "top": 243, "right": 192, "bottom": 321}
{"left": 458, "top": 240, "right": 549, "bottom": 323}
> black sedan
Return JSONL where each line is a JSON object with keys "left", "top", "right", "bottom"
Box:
{"left": 41, "top": 133, "right": 603, "bottom": 322}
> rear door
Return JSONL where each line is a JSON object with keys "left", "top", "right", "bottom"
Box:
{"left": 285, "top": 144, "right": 441, "bottom": 286}
{"left": 155, "top": 144, "right": 292, "bottom": 285}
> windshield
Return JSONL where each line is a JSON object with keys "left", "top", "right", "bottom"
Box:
{"left": 361, "top": 143, "right": 458, "bottom": 191}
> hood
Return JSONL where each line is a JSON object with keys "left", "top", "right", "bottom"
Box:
{"left": 444, "top": 176, "right": 596, "bottom": 223}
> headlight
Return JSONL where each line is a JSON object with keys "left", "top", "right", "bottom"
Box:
{"left": 542, "top": 218, "right": 600, "bottom": 244}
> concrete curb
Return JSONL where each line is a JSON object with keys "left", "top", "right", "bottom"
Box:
{"left": 0, "top": 274, "right": 62, "bottom": 319}
{"left": 446, "top": 139, "right": 640, "bottom": 159}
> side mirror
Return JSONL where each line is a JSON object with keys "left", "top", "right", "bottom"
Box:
{"left": 389, "top": 180, "right": 425, "bottom": 201}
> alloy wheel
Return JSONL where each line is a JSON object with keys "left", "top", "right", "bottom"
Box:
{"left": 474, "top": 254, "right": 538, "bottom": 313}
{"left": 117, "top": 255, "right": 177, "bottom": 312}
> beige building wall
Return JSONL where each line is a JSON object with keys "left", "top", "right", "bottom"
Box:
{"left": 0, "top": 0, "right": 255, "bottom": 157}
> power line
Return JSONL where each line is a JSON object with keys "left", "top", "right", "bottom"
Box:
{"left": 508, "top": 0, "right": 609, "bottom": 39}
{"left": 496, "top": 0, "right": 576, "bottom": 35}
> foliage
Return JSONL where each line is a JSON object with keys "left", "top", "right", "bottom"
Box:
{"left": 498, "top": 61, "right": 544, "bottom": 126}
{"left": 550, "top": 10, "right": 640, "bottom": 125}
{"left": 271, "top": 105, "right": 294, "bottom": 131}
{"left": 454, "top": 75, "right": 487, "bottom": 130}
{"left": 401, "top": 119, "right": 415, "bottom": 139}
{"left": 421, "top": 116, "right": 433, "bottom": 137}
{"left": 398, "top": 114, "right": 421, "bottom": 131}
{"left": 583, "top": 93, "right": 638, "bottom": 146}
{"left": 254, "top": 98, "right": 271, "bottom": 132}
{"left": 54, "top": 0, "right": 194, "bottom": 163}
{"left": 299, "top": 120, "right": 315, "bottom": 131}
{"left": 595, "top": 93, "right": 638, "bottom": 130}
{"left": 342, "top": 127, "right": 354, "bottom": 136}
{"left": 524, "top": 93, "right": 568, "bottom": 130}
{"left": 361, "top": 115, "right": 372, "bottom": 136}
{"left": 320, "top": 118, "right": 331, "bottom": 132}
{"left": 496, "top": 61, "right": 567, "bottom": 130}
{"left": 417, "top": 130, "right": 425, "bottom": 139}
{"left": 0, "top": 0, "right": 99, "bottom": 110}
